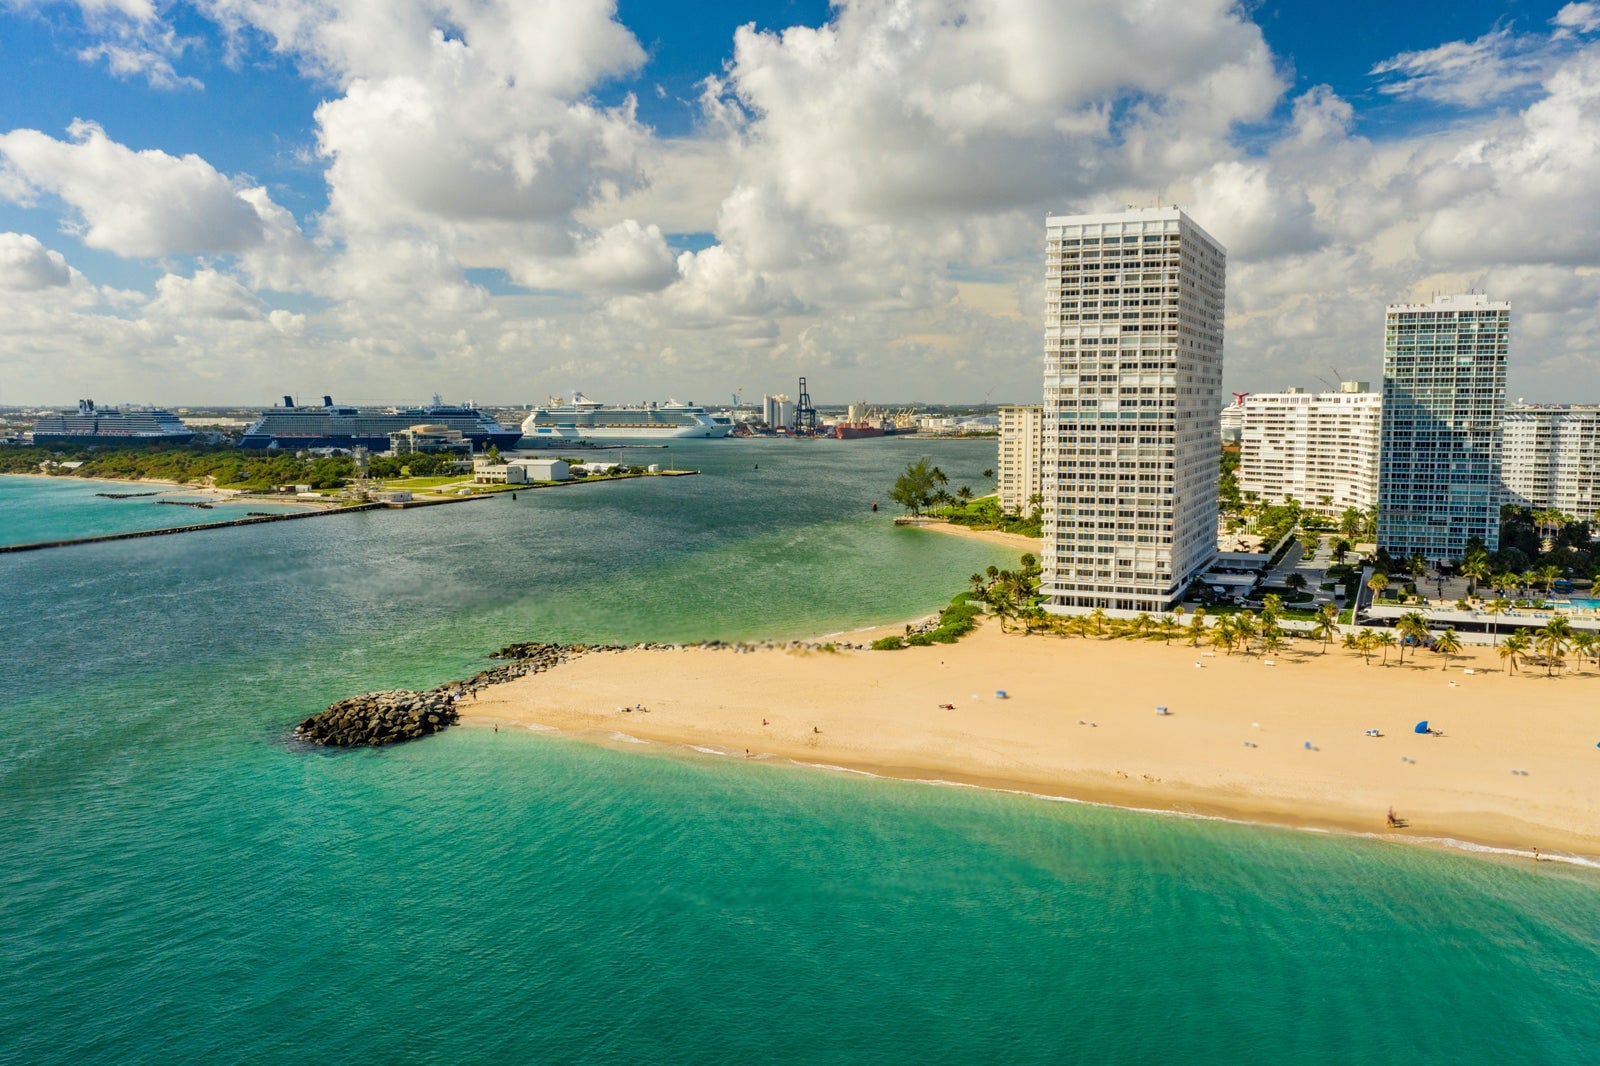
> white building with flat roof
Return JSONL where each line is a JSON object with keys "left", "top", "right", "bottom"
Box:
{"left": 1239, "top": 383, "right": 1381, "bottom": 515}
{"left": 1377, "top": 293, "right": 1508, "bottom": 561}
{"left": 1041, "top": 206, "right": 1226, "bottom": 613}
{"left": 996, "top": 405, "right": 1043, "bottom": 516}
{"left": 1501, "top": 404, "right": 1600, "bottom": 518}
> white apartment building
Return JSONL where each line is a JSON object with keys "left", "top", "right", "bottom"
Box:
{"left": 996, "top": 405, "right": 1043, "bottom": 515}
{"left": 1377, "top": 293, "right": 1508, "bottom": 561}
{"left": 1501, "top": 404, "right": 1600, "bottom": 518}
{"left": 1041, "top": 206, "right": 1226, "bottom": 613}
{"left": 1238, "top": 383, "right": 1381, "bottom": 515}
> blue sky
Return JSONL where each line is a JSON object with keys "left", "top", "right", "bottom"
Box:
{"left": 2, "top": 0, "right": 1598, "bottom": 405}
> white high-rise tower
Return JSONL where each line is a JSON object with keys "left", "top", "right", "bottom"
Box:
{"left": 1041, "top": 206, "right": 1226, "bottom": 613}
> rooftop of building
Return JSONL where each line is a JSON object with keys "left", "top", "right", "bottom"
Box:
{"left": 1386, "top": 292, "right": 1509, "bottom": 312}
{"left": 1044, "top": 204, "right": 1225, "bottom": 254}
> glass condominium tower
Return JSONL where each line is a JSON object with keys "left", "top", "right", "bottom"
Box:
{"left": 1376, "top": 293, "right": 1509, "bottom": 562}
{"left": 1041, "top": 206, "right": 1226, "bottom": 613}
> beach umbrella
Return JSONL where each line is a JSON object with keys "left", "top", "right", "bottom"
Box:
{"left": 1414, "top": 720, "right": 1430, "bottom": 734}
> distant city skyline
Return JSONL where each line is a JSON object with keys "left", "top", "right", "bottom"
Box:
{"left": 3, "top": 1, "right": 1599, "bottom": 405}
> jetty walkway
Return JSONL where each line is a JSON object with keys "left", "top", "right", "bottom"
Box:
{"left": 0, "top": 494, "right": 499, "bottom": 555}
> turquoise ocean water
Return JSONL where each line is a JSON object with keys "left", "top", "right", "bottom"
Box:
{"left": 0, "top": 475, "right": 311, "bottom": 547}
{"left": 3, "top": 438, "right": 1598, "bottom": 1063}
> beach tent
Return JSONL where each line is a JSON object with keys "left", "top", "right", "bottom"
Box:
{"left": 1414, "top": 720, "right": 1430, "bottom": 734}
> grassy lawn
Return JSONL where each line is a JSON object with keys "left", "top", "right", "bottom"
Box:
{"left": 377, "top": 476, "right": 472, "bottom": 490}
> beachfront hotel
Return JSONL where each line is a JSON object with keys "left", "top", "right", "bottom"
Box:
{"left": 1238, "top": 383, "right": 1381, "bottom": 516}
{"left": 1040, "top": 206, "right": 1226, "bottom": 612}
{"left": 1501, "top": 404, "right": 1600, "bottom": 519}
{"left": 1376, "top": 293, "right": 1508, "bottom": 562}
{"left": 996, "top": 404, "right": 1044, "bottom": 516}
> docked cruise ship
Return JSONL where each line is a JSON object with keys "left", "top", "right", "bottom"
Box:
{"left": 240, "top": 395, "right": 522, "bottom": 452}
{"left": 31, "top": 400, "right": 196, "bottom": 447}
{"left": 519, "top": 394, "right": 734, "bottom": 440}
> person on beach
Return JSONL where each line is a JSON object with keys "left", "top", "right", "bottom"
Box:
{"left": 1386, "top": 806, "right": 1397, "bottom": 827}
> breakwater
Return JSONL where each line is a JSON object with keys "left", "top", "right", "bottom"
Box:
{"left": 0, "top": 491, "right": 512, "bottom": 554}
{"left": 294, "top": 635, "right": 873, "bottom": 747}
{"left": 0, "top": 501, "right": 381, "bottom": 554}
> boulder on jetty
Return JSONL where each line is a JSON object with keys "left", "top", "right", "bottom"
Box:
{"left": 295, "top": 689, "right": 458, "bottom": 747}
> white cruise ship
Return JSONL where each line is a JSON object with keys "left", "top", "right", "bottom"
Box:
{"left": 519, "top": 394, "right": 734, "bottom": 440}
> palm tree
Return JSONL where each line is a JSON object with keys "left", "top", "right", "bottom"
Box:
{"left": 1373, "top": 630, "right": 1396, "bottom": 666}
{"left": 1188, "top": 608, "right": 1207, "bottom": 647}
{"left": 1501, "top": 630, "right": 1531, "bottom": 675}
{"left": 1089, "top": 607, "right": 1107, "bottom": 637}
{"left": 1261, "top": 593, "right": 1283, "bottom": 625}
{"left": 1231, "top": 611, "right": 1258, "bottom": 655}
{"left": 1433, "top": 629, "right": 1462, "bottom": 670}
{"left": 969, "top": 572, "right": 986, "bottom": 599}
{"left": 1460, "top": 552, "right": 1490, "bottom": 598}
{"left": 1534, "top": 508, "right": 1567, "bottom": 552}
{"left": 1405, "top": 554, "right": 1428, "bottom": 585}
{"left": 1312, "top": 604, "right": 1339, "bottom": 653}
{"left": 1210, "top": 617, "right": 1236, "bottom": 654}
{"left": 1537, "top": 564, "right": 1563, "bottom": 597}
{"left": 1159, "top": 614, "right": 1179, "bottom": 644}
{"left": 990, "top": 585, "right": 1015, "bottom": 633}
{"left": 1355, "top": 629, "right": 1377, "bottom": 664}
{"left": 981, "top": 468, "right": 995, "bottom": 482}
{"left": 956, "top": 485, "right": 974, "bottom": 503}
{"left": 1367, "top": 572, "right": 1389, "bottom": 611}
{"left": 1536, "top": 617, "right": 1573, "bottom": 676}
{"left": 1395, "top": 611, "right": 1430, "bottom": 664}
{"left": 1261, "top": 623, "right": 1284, "bottom": 656}
{"left": 1132, "top": 612, "right": 1155, "bottom": 639}
{"left": 1569, "top": 631, "right": 1596, "bottom": 674}
{"left": 1485, "top": 598, "right": 1510, "bottom": 645}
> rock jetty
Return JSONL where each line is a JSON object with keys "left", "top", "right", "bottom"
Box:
{"left": 294, "top": 635, "right": 872, "bottom": 748}
{"left": 294, "top": 689, "right": 459, "bottom": 746}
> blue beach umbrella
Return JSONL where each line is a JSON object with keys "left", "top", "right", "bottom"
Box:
{"left": 1414, "top": 720, "right": 1430, "bottom": 734}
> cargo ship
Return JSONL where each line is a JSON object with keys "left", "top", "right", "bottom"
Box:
{"left": 30, "top": 400, "right": 196, "bottom": 447}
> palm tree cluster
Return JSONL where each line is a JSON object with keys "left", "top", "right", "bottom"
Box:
{"left": 968, "top": 554, "right": 1043, "bottom": 632}
{"left": 1337, "top": 613, "right": 1599, "bottom": 678}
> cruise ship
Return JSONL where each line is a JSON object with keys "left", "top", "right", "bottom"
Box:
{"left": 240, "top": 395, "right": 522, "bottom": 452}
{"left": 30, "top": 400, "right": 196, "bottom": 447}
{"left": 519, "top": 394, "right": 734, "bottom": 440}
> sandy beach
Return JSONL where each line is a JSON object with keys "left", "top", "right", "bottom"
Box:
{"left": 467, "top": 619, "right": 1600, "bottom": 862}
{"left": 893, "top": 516, "right": 1043, "bottom": 553}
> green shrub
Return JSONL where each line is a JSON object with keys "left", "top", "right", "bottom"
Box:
{"left": 871, "top": 635, "right": 906, "bottom": 651}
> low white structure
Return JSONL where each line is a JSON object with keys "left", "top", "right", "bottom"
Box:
{"left": 475, "top": 458, "right": 572, "bottom": 484}
{"left": 514, "top": 457, "right": 570, "bottom": 482}
{"left": 473, "top": 463, "right": 519, "bottom": 484}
